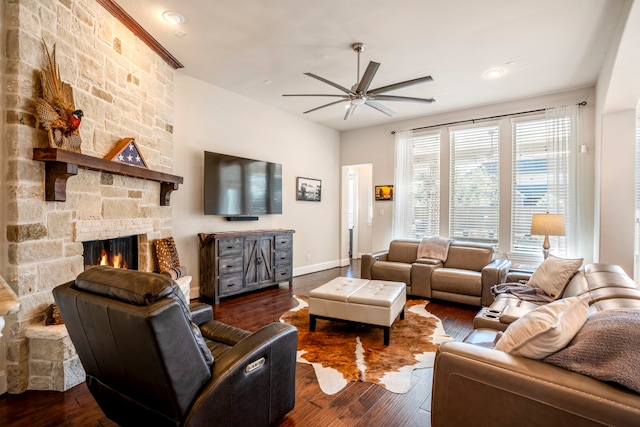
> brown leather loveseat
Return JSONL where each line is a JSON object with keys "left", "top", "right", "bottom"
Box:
{"left": 361, "top": 239, "right": 511, "bottom": 306}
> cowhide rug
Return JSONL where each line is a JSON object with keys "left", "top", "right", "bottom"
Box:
{"left": 279, "top": 295, "right": 453, "bottom": 395}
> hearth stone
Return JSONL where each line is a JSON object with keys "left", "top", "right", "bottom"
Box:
{"left": 24, "top": 324, "right": 84, "bottom": 391}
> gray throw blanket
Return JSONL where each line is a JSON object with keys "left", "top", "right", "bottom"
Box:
{"left": 417, "top": 236, "right": 451, "bottom": 262}
{"left": 544, "top": 308, "right": 640, "bottom": 394}
{"left": 491, "top": 283, "right": 555, "bottom": 303}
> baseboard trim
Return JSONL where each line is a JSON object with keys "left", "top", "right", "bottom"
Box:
{"left": 293, "top": 260, "right": 340, "bottom": 277}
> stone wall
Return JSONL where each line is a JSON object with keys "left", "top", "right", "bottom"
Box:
{"left": 2, "top": 0, "right": 176, "bottom": 392}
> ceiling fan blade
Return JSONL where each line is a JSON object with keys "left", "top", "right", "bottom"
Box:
{"left": 365, "top": 100, "right": 395, "bottom": 117}
{"left": 303, "top": 99, "right": 348, "bottom": 114}
{"left": 368, "top": 75, "right": 434, "bottom": 95}
{"left": 355, "top": 61, "right": 380, "bottom": 94}
{"left": 304, "top": 72, "right": 353, "bottom": 94}
{"left": 344, "top": 103, "right": 358, "bottom": 120}
{"left": 373, "top": 95, "right": 436, "bottom": 103}
{"left": 283, "top": 94, "right": 348, "bottom": 98}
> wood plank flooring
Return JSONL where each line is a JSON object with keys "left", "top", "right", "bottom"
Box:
{"left": 0, "top": 260, "right": 477, "bottom": 427}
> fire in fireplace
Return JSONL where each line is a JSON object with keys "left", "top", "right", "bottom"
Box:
{"left": 83, "top": 235, "right": 139, "bottom": 270}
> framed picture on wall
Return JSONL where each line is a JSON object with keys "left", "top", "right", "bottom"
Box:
{"left": 375, "top": 185, "right": 394, "bottom": 201}
{"left": 296, "top": 177, "right": 321, "bottom": 202}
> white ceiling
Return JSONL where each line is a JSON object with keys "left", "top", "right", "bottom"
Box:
{"left": 115, "top": 0, "right": 625, "bottom": 131}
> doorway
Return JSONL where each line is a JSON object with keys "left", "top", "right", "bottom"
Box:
{"left": 341, "top": 164, "right": 373, "bottom": 266}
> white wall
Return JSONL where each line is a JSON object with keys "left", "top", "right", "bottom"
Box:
{"left": 341, "top": 88, "right": 596, "bottom": 261}
{"left": 340, "top": 125, "right": 398, "bottom": 252}
{"left": 172, "top": 75, "right": 341, "bottom": 297}
{"left": 595, "top": 0, "right": 640, "bottom": 276}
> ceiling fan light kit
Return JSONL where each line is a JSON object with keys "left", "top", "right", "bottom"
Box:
{"left": 283, "top": 42, "right": 435, "bottom": 120}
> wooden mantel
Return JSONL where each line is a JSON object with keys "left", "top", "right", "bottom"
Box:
{"left": 32, "top": 148, "right": 184, "bottom": 206}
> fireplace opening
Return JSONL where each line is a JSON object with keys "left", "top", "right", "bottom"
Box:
{"left": 83, "top": 235, "right": 139, "bottom": 270}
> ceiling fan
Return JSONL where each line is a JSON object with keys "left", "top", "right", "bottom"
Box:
{"left": 283, "top": 42, "right": 435, "bottom": 120}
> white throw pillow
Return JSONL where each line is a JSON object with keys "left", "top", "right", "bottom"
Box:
{"left": 527, "top": 255, "right": 583, "bottom": 299}
{"left": 494, "top": 295, "right": 589, "bottom": 359}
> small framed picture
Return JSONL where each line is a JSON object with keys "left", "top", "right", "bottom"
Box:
{"left": 296, "top": 177, "right": 321, "bottom": 202}
{"left": 375, "top": 185, "right": 394, "bottom": 201}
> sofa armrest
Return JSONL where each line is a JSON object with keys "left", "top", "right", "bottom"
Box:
{"left": 480, "top": 259, "right": 511, "bottom": 306}
{"left": 190, "top": 302, "right": 213, "bottom": 325}
{"left": 410, "top": 260, "right": 443, "bottom": 298}
{"left": 361, "top": 251, "right": 389, "bottom": 279}
{"left": 186, "top": 323, "right": 298, "bottom": 427}
{"left": 199, "top": 320, "right": 252, "bottom": 345}
{"left": 505, "top": 270, "right": 533, "bottom": 284}
{"left": 432, "top": 341, "right": 640, "bottom": 427}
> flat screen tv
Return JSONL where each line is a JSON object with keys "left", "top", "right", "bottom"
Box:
{"left": 204, "top": 151, "right": 282, "bottom": 217}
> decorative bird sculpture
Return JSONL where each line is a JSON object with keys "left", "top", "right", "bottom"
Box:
{"left": 34, "top": 41, "right": 83, "bottom": 152}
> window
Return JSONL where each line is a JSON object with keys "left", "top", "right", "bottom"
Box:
{"left": 393, "top": 131, "right": 440, "bottom": 239}
{"left": 393, "top": 104, "right": 579, "bottom": 261}
{"left": 512, "top": 114, "right": 574, "bottom": 257}
{"left": 449, "top": 125, "right": 500, "bottom": 244}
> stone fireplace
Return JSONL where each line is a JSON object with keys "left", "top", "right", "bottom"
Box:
{"left": 1, "top": 0, "right": 181, "bottom": 393}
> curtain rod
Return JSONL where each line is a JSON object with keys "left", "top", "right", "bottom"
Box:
{"left": 390, "top": 101, "right": 587, "bottom": 135}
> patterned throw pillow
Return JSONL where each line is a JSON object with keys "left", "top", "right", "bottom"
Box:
{"left": 153, "top": 237, "right": 186, "bottom": 279}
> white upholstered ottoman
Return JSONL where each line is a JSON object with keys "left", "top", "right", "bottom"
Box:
{"left": 308, "top": 277, "right": 406, "bottom": 345}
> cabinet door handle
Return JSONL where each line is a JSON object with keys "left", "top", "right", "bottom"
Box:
{"left": 257, "top": 257, "right": 262, "bottom": 265}
{"left": 227, "top": 283, "right": 236, "bottom": 287}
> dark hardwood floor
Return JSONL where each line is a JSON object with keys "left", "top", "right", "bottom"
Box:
{"left": 0, "top": 260, "right": 477, "bottom": 427}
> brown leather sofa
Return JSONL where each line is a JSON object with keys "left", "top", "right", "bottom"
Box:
{"left": 361, "top": 239, "right": 511, "bottom": 306}
{"left": 53, "top": 266, "right": 298, "bottom": 427}
{"left": 432, "top": 263, "right": 640, "bottom": 426}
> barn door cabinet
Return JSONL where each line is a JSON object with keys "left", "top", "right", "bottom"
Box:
{"left": 198, "top": 229, "right": 294, "bottom": 304}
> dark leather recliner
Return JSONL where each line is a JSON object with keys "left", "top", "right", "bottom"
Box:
{"left": 53, "top": 266, "right": 298, "bottom": 427}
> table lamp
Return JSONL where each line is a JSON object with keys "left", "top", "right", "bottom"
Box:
{"left": 530, "top": 213, "right": 565, "bottom": 259}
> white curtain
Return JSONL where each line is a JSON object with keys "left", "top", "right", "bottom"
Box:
{"left": 545, "top": 104, "right": 580, "bottom": 257}
{"left": 392, "top": 130, "right": 413, "bottom": 239}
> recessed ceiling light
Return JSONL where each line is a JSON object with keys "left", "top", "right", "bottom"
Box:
{"left": 263, "top": 80, "right": 273, "bottom": 85}
{"left": 485, "top": 68, "right": 504, "bottom": 79}
{"left": 162, "top": 11, "right": 185, "bottom": 25}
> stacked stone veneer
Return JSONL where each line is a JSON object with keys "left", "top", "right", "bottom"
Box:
{"left": 2, "top": 0, "right": 177, "bottom": 393}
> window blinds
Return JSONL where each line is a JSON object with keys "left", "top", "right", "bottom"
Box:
{"left": 512, "top": 116, "right": 571, "bottom": 256}
{"left": 393, "top": 131, "right": 440, "bottom": 239}
{"left": 449, "top": 125, "right": 500, "bottom": 244}
{"left": 410, "top": 132, "right": 440, "bottom": 238}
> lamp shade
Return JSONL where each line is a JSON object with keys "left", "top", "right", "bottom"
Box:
{"left": 530, "top": 213, "right": 565, "bottom": 236}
